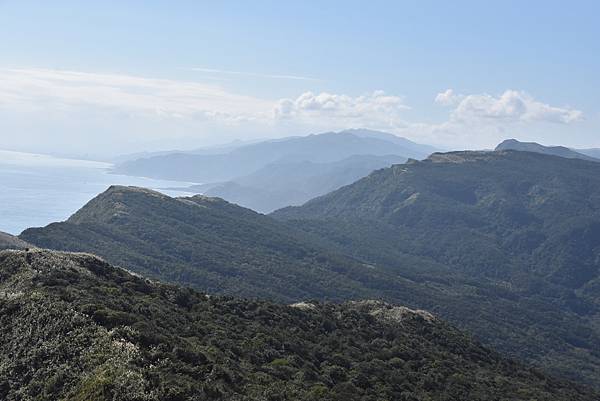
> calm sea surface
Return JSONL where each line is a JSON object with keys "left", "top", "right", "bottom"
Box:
{"left": 0, "top": 150, "right": 197, "bottom": 235}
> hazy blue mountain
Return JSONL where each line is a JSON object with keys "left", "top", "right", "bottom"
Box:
{"left": 113, "top": 130, "right": 436, "bottom": 182}
{"left": 110, "top": 138, "right": 263, "bottom": 164}
{"left": 3, "top": 249, "right": 596, "bottom": 400}
{"left": 344, "top": 128, "right": 440, "bottom": 155}
{"left": 193, "top": 154, "right": 407, "bottom": 213}
{"left": 577, "top": 148, "right": 600, "bottom": 159}
{"left": 496, "top": 139, "right": 599, "bottom": 161}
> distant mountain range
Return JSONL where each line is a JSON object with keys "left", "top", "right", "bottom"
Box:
{"left": 21, "top": 148, "right": 600, "bottom": 388}
{"left": 110, "top": 138, "right": 266, "bottom": 164}
{"left": 113, "top": 129, "right": 437, "bottom": 212}
{"left": 193, "top": 154, "right": 407, "bottom": 213}
{"left": 3, "top": 249, "right": 595, "bottom": 400}
{"left": 496, "top": 138, "right": 600, "bottom": 161}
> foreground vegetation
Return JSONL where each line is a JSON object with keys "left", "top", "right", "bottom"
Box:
{"left": 1, "top": 249, "right": 597, "bottom": 400}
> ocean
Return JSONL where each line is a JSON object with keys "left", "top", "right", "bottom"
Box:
{"left": 0, "top": 150, "right": 197, "bottom": 235}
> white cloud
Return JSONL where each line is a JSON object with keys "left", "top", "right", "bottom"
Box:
{"left": 434, "top": 89, "right": 462, "bottom": 106}
{"left": 447, "top": 90, "right": 582, "bottom": 124}
{"left": 274, "top": 90, "right": 410, "bottom": 128}
{"left": 398, "top": 89, "right": 585, "bottom": 149}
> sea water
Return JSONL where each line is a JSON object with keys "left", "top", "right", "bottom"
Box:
{"left": 0, "top": 150, "right": 197, "bottom": 235}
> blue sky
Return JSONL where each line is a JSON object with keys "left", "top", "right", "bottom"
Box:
{"left": 0, "top": 0, "right": 598, "bottom": 156}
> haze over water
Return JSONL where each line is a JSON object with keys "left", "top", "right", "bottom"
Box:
{"left": 0, "top": 150, "right": 196, "bottom": 235}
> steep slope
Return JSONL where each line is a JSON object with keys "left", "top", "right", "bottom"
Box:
{"left": 196, "top": 154, "right": 407, "bottom": 213}
{"left": 273, "top": 150, "right": 600, "bottom": 386}
{"left": 1, "top": 249, "right": 596, "bottom": 401}
{"left": 0, "top": 231, "right": 30, "bottom": 250}
{"left": 113, "top": 130, "right": 434, "bottom": 182}
{"left": 496, "top": 139, "right": 599, "bottom": 161}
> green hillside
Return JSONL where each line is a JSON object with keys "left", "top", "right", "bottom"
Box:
{"left": 21, "top": 186, "right": 385, "bottom": 301}
{"left": 1, "top": 249, "right": 596, "bottom": 401}
{"left": 273, "top": 150, "right": 600, "bottom": 386}
{"left": 273, "top": 150, "right": 600, "bottom": 290}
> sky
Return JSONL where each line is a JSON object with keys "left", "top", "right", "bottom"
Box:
{"left": 0, "top": 0, "right": 598, "bottom": 157}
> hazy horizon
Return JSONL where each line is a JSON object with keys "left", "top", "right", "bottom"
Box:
{"left": 1, "top": 1, "right": 599, "bottom": 157}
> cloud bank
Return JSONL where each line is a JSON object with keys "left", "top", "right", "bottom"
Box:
{"left": 0, "top": 68, "right": 586, "bottom": 154}
{"left": 0, "top": 68, "right": 271, "bottom": 122}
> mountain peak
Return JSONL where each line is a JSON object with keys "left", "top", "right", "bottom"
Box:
{"left": 67, "top": 185, "right": 170, "bottom": 225}
{"left": 495, "top": 139, "right": 599, "bottom": 161}
{"left": 104, "top": 185, "right": 168, "bottom": 197}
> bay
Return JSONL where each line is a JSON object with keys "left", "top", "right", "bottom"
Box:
{"left": 0, "top": 150, "right": 197, "bottom": 235}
